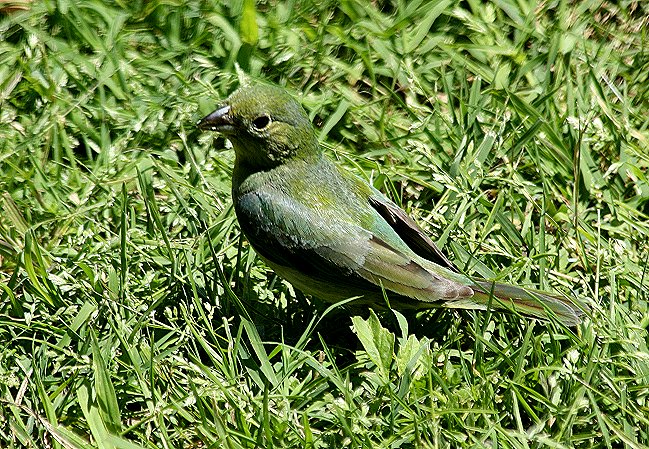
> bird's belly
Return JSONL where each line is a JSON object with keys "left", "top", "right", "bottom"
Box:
{"left": 250, "top": 246, "right": 379, "bottom": 304}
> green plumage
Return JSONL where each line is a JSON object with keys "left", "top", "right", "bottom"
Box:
{"left": 198, "top": 83, "right": 584, "bottom": 326}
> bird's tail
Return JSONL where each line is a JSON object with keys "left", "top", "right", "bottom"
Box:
{"left": 469, "top": 280, "right": 584, "bottom": 326}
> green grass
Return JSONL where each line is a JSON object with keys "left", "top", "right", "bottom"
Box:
{"left": 1, "top": 0, "right": 648, "bottom": 447}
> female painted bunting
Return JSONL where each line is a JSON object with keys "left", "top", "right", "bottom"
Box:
{"left": 198, "top": 83, "right": 583, "bottom": 326}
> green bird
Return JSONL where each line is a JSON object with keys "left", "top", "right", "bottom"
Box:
{"left": 198, "top": 83, "right": 583, "bottom": 326}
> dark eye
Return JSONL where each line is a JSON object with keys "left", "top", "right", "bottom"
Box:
{"left": 252, "top": 115, "right": 271, "bottom": 130}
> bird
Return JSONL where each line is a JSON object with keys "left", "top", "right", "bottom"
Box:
{"left": 198, "top": 82, "right": 584, "bottom": 326}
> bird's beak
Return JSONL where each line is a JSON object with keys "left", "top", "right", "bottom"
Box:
{"left": 198, "top": 105, "right": 235, "bottom": 133}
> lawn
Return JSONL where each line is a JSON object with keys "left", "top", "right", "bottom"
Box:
{"left": 1, "top": 0, "right": 648, "bottom": 447}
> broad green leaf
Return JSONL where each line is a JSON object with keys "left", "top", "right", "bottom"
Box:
{"left": 91, "top": 332, "right": 123, "bottom": 435}
{"left": 351, "top": 310, "right": 394, "bottom": 382}
{"left": 77, "top": 382, "right": 116, "bottom": 449}
{"left": 405, "top": 0, "right": 452, "bottom": 53}
{"left": 395, "top": 334, "right": 430, "bottom": 378}
{"left": 240, "top": 0, "right": 258, "bottom": 45}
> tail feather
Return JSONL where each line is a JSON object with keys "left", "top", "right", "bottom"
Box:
{"left": 471, "top": 280, "right": 584, "bottom": 326}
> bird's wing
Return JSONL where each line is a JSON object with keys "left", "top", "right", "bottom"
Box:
{"left": 367, "top": 190, "right": 460, "bottom": 272}
{"left": 236, "top": 188, "right": 474, "bottom": 304}
{"left": 334, "top": 233, "right": 475, "bottom": 303}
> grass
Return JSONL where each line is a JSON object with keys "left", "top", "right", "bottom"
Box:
{"left": 1, "top": 0, "right": 648, "bottom": 447}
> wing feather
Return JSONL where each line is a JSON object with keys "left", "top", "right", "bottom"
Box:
{"left": 368, "top": 191, "right": 459, "bottom": 272}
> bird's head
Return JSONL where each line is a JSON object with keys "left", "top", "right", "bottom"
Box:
{"left": 198, "top": 84, "right": 320, "bottom": 169}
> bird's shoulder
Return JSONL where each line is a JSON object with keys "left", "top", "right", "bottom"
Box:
{"left": 233, "top": 158, "right": 363, "bottom": 246}
{"left": 235, "top": 157, "right": 371, "bottom": 219}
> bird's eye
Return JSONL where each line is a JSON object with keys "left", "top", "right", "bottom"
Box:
{"left": 252, "top": 115, "right": 271, "bottom": 130}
